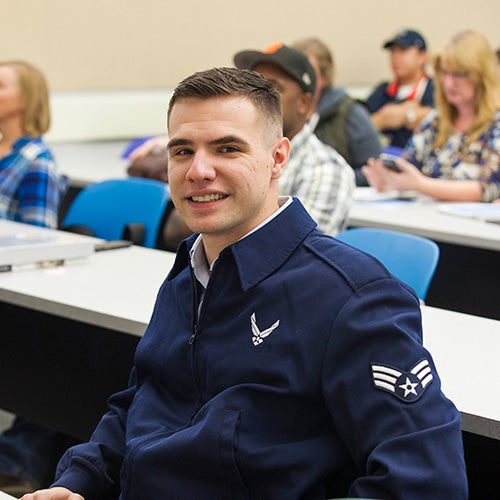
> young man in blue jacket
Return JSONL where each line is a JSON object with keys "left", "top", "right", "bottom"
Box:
{"left": 22, "top": 67, "right": 467, "bottom": 499}
{"left": 365, "top": 29, "right": 435, "bottom": 149}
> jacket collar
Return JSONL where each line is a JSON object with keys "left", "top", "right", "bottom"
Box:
{"left": 167, "top": 198, "right": 317, "bottom": 290}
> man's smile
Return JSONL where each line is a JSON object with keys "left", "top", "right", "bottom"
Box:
{"left": 190, "top": 193, "right": 228, "bottom": 202}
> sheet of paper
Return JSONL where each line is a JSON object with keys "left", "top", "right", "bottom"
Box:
{"left": 438, "top": 203, "right": 500, "bottom": 222}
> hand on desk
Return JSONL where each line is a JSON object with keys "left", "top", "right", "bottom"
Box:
{"left": 20, "top": 487, "right": 84, "bottom": 500}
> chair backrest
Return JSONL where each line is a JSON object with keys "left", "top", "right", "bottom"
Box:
{"left": 335, "top": 227, "right": 439, "bottom": 301}
{"left": 62, "top": 178, "right": 170, "bottom": 248}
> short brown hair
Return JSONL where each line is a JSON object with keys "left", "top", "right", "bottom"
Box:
{"left": 1, "top": 60, "right": 51, "bottom": 136}
{"left": 167, "top": 67, "right": 283, "bottom": 135}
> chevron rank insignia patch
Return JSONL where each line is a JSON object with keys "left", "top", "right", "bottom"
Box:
{"left": 371, "top": 359, "right": 434, "bottom": 403}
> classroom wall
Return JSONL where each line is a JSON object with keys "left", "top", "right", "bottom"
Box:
{"left": 2, "top": 0, "right": 500, "bottom": 91}
{"left": 3, "top": 0, "right": 499, "bottom": 142}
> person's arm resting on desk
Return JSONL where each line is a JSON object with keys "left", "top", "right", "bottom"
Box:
{"left": 363, "top": 155, "right": 485, "bottom": 201}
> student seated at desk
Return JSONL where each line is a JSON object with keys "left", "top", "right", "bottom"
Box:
{"left": 21, "top": 67, "right": 467, "bottom": 500}
{"left": 0, "top": 60, "right": 71, "bottom": 497}
{"left": 128, "top": 44, "right": 355, "bottom": 249}
{"left": 364, "top": 29, "right": 435, "bottom": 149}
{"left": 364, "top": 30, "right": 500, "bottom": 202}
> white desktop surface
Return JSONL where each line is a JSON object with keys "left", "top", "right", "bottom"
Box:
{"left": 0, "top": 245, "right": 176, "bottom": 336}
{"left": 50, "top": 140, "right": 130, "bottom": 188}
{"left": 422, "top": 306, "right": 500, "bottom": 439}
{"left": 0, "top": 491, "right": 17, "bottom": 500}
{"left": 349, "top": 189, "right": 500, "bottom": 251}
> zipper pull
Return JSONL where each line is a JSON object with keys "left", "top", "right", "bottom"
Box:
{"left": 189, "top": 324, "right": 198, "bottom": 345}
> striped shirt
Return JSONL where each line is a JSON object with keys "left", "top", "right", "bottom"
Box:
{"left": 0, "top": 136, "right": 65, "bottom": 228}
{"left": 279, "top": 123, "right": 355, "bottom": 235}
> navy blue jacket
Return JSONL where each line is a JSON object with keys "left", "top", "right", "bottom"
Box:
{"left": 53, "top": 199, "right": 467, "bottom": 499}
{"left": 365, "top": 78, "right": 435, "bottom": 148}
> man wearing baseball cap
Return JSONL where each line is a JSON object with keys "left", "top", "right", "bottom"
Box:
{"left": 234, "top": 43, "right": 354, "bottom": 235}
{"left": 364, "top": 29, "right": 435, "bottom": 149}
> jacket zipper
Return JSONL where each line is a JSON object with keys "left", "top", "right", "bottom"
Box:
{"left": 189, "top": 266, "right": 200, "bottom": 345}
{"left": 189, "top": 323, "right": 198, "bottom": 345}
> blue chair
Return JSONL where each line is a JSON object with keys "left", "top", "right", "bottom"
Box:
{"left": 336, "top": 227, "right": 439, "bottom": 301}
{"left": 62, "top": 178, "right": 170, "bottom": 248}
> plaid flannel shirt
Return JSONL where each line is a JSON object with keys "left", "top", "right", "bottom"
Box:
{"left": 0, "top": 136, "right": 64, "bottom": 228}
{"left": 279, "top": 123, "right": 355, "bottom": 235}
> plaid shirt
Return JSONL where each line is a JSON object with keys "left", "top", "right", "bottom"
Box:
{"left": 279, "top": 123, "right": 355, "bottom": 235}
{"left": 0, "top": 136, "right": 64, "bottom": 228}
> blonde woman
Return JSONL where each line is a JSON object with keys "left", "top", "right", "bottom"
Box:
{"left": 364, "top": 31, "right": 500, "bottom": 202}
{"left": 0, "top": 60, "right": 66, "bottom": 227}
{"left": 0, "top": 61, "right": 69, "bottom": 497}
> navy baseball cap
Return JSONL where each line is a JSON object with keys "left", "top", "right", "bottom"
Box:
{"left": 383, "top": 30, "right": 427, "bottom": 51}
{"left": 234, "top": 42, "right": 316, "bottom": 94}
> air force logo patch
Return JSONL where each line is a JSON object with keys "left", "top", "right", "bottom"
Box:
{"left": 371, "top": 359, "right": 434, "bottom": 403}
{"left": 251, "top": 312, "right": 280, "bottom": 346}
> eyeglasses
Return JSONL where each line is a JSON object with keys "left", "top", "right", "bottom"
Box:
{"left": 438, "top": 68, "right": 470, "bottom": 80}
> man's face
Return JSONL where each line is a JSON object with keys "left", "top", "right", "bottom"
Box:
{"left": 167, "top": 96, "right": 289, "bottom": 250}
{"left": 253, "top": 62, "right": 311, "bottom": 139}
{"left": 389, "top": 45, "right": 427, "bottom": 83}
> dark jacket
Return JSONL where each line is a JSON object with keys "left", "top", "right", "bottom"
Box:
{"left": 53, "top": 198, "right": 467, "bottom": 500}
{"left": 314, "top": 87, "right": 382, "bottom": 185}
{"left": 365, "top": 78, "right": 435, "bottom": 148}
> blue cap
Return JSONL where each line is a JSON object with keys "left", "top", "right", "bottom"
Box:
{"left": 383, "top": 30, "right": 427, "bottom": 51}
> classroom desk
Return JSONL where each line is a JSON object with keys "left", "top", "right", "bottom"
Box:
{"left": 0, "top": 242, "right": 498, "bottom": 438}
{"left": 0, "top": 243, "right": 498, "bottom": 497}
{"left": 50, "top": 140, "right": 130, "bottom": 189}
{"left": 348, "top": 191, "right": 500, "bottom": 320}
{"left": 349, "top": 190, "right": 500, "bottom": 251}
{"left": 422, "top": 307, "right": 500, "bottom": 440}
{"left": 0, "top": 244, "right": 175, "bottom": 440}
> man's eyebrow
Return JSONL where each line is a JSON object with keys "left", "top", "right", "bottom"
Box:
{"left": 167, "top": 138, "right": 193, "bottom": 150}
{"left": 168, "top": 135, "right": 249, "bottom": 149}
{"left": 209, "top": 135, "right": 249, "bottom": 147}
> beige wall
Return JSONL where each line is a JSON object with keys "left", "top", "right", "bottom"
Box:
{"left": 2, "top": 0, "right": 499, "bottom": 91}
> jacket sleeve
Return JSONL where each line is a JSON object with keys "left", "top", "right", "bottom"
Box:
{"left": 322, "top": 278, "right": 468, "bottom": 499}
{"left": 51, "top": 370, "right": 138, "bottom": 499}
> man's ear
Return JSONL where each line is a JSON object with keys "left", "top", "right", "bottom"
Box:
{"left": 299, "top": 92, "right": 314, "bottom": 118}
{"left": 271, "top": 137, "right": 291, "bottom": 179}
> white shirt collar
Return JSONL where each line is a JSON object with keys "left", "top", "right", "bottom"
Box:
{"left": 190, "top": 196, "right": 292, "bottom": 287}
